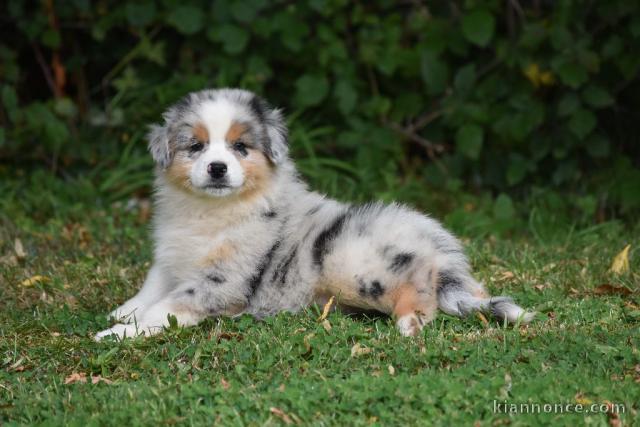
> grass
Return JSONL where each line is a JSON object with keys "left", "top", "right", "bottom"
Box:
{"left": 0, "top": 173, "right": 639, "bottom": 426}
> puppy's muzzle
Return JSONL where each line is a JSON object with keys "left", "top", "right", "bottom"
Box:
{"left": 207, "top": 162, "right": 227, "bottom": 180}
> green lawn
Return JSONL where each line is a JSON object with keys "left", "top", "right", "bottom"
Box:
{"left": 1, "top": 177, "right": 638, "bottom": 426}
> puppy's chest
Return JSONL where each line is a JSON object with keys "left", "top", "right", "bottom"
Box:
{"left": 155, "top": 213, "right": 276, "bottom": 281}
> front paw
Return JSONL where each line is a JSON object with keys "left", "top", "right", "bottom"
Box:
{"left": 95, "top": 323, "right": 142, "bottom": 341}
{"left": 109, "top": 303, "right": 143, "bottom": 323}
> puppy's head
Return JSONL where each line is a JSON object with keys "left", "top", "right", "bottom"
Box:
{"left": 148, "top": 88, "right": 288, "bottom": 198}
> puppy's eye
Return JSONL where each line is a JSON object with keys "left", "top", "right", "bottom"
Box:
{"left": 189, "top": 142, "right": 204, "bottom": 153}
{"left": 233, "top": 141, "right": 248, "bottom": 155}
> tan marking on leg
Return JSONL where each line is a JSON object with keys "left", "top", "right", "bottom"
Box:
{"left": 225, "top": 121, "right": 247, "bottom": 142}
{"left": 392, "top": 284, "right": 438, "bottom": 337}
{"left": 473, "top": 287, "right": 489, "bottom": 298}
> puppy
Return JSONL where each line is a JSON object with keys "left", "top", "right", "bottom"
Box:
{"left": 96, "top": 88, "right": 534, "bottom": 340}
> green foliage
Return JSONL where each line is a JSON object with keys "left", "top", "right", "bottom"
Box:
{"left": 1, "top": 0, "right": 640, "bottom": 216}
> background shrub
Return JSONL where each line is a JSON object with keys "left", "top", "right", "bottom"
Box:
{"left": 1, "top": 0, "right": 639, "bottom": 219}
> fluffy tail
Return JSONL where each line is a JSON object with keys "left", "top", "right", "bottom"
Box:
{"left": 437, "top": 270, "right": 536, "bottom": 324}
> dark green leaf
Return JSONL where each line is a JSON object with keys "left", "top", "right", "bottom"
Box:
{"left": 568, "top": 108, "right": 596, "bottom": 139}
{"left": 167, "top": 6, "right": 204, "bottom": 35}
{"left": 493, "top": 193, "right": 515, "bottom": 220}
{"left": 461, "top": 10, "right": 495, "bottom": 47}
{"left": 455, "top": 124, "right": 483, "bottom": 160}
{"left": 294, "top": 75, "right": 329, "bottom": 108}
{"left": 582, "top": 85, "right": 614, "bottom": 109}
{"left": 420, "top": 51, "right": 449, "bottom": 94}
{"left": 334, "top": 80, "right": 357, "bottom": 115}
{"left": 125, "top": 2, "right": 156, "bottom": 28}
{"left": 555, "top": 61, "right": 588, "bottom": 88}
{"left": 217, "top": 24, "right": 250, "bottom": 54}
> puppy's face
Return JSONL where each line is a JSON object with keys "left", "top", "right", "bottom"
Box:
{"left": 148, "top": 89, "right": 288, "bottom": 198}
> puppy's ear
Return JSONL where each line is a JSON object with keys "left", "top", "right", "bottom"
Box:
{"left": 250, "top": 96, "right": 288, "bottom": 164}
{"left": 148, "top": 124, "right": 172, "bottom": 168}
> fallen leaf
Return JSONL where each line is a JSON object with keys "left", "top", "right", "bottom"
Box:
{"left": 91, "top": 375, "right": 113, "bottom": 385}
{"left": 533, "top": 284, "right": 547, "bottom": 291}
{"left": 351, "top": 343, "right": 372, "bottom": 357}
{"left": 321, "top": 319, "right": 332, "bottom": 332}
{"left": 20, "top": 275, "right": 50, "bottom": 287}
{"left": 593, "top": 284, "right": 633, "bottom": 296}
{"left": 317, "top": 296, "right": 335, "bottom": 321}
{"left": 220, "top": 378, "right": 230, "bottom": 390}
{"left": 0, "top": 254, "right": 18, "bottom": 266}
{"left": 270, "top": 407, "right": 293, "bottom": 425}
{"left": 387, "top": 365, "right": 395, "bottom": 376}
{"left": 498, "top": 271, "right": 515, "bottom": 281}
{"left": 64, "top": 372, "right": 87, "bottom": 384}
{"left": 574, "top": 392, "right": 592, "bottom": 405}
{"left": 609, "top": 244, "right": 631, "bottom": 274}
{"left": 14, "top": 239, "right": 26, "bottom": 260}
{"left": 476, "top": 312, "right": 489, "bottom": 326}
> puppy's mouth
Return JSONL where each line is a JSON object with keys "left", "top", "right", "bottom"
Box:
{"left": 204, "top": 183, "right": 230, "bottom": 189}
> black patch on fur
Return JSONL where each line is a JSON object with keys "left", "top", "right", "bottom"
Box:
{"left": 357, "top": 278, "right": 367, "bottom": 297}
{"left": 437, "top": 270, "right": 464, "bottom": 292}
{"left": 262, "top": 210, "right": 277, "bottom": 219}
{"left": 357, "top": 278, "right": 385, "bottom": 300}
{"left": 185, "top": 288, "right": 195, "bottom": 295}
{"left": 312, "top": 210, "right": 349, "bottom": 268}
{"left": 249, "top": 95, "right": 268, "bottom": 123}
{"left": 370, "top": 280, "right": 384, "bottom": 299}
{"left": 272, "top": 245, "right": 298, "bottom": 286}
{"left": 247, "top": 240, "right": 281, "bottom": 296}
{"left": 389, "top": 252, "right": 414, "bottom": 273}
{"left": 207, "top": 274, "right": 226, "bottom": 284}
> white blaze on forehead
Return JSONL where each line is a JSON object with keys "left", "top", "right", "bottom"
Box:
{"left": 197, "top": 99, "right": 247, "bottom": 141}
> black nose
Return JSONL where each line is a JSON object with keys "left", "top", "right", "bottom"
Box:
{"left": 207, "top": 162, "right": 227, "bottom": 179}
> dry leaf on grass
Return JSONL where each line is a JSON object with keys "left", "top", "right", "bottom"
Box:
{"left": 593, "top": 284, "right": 633, "bottom": 296}
{"left": 321, "top": 319, "right": 332, "bottom": 332}
{"left": 317, "top": 296, "right": 335, "bottom": 321}
{"left": 220, "top": 377, "right": 230, "bottom": 390}
{"left": 269, "top": 407, "right": 293, "bottom": 425}
{"left": 387, "top": 365, "right": 395, "bottom": 376}
{"left": 20, "top": 275, "right": 50, "bottom": 287}
{"left": 609, "top": 244, "right": 631, "bottom": 274}
{"left": 498, "top": 271, "right": 515, "bottom": 281}
{"left": 64, "top": 372, "right": 87, "bottom": 384}
{"left": 476, "top": 312, "right": 489, "bottom": 326}
{"left": 350, "top": 343, "right": 371, "bottom": 357}
{"left": 14, "top": 238, "right": 26, "bottom": 260}
{"left": 64, "top": 372, "right": 113, "bottom": 385}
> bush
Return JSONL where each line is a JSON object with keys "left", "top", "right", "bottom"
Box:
{"left": 1, "top": 0, "right": 639, "bottom": 216}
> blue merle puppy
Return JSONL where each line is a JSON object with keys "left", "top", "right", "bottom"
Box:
{"left": 95, "top": 88, "right": 534, "bottom": 340}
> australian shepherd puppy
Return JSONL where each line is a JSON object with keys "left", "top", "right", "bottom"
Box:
{"left": 96, "top": 88, "right": 534, "bottom": 340}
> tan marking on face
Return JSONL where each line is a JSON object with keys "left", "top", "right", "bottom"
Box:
{"left": 193, "top": 123, "right": 209, "bottom": 142}
{"left": 165, "top": 155, "right": 193, "bottom": 192}
{"left": 199, "top": 241, "right": 237, "bottom": 267}
{"left": 225, "top": 121, "right": 247, "bottom": 142}
{"left": 236, "top": 150, "right": 274, "bottom": 201}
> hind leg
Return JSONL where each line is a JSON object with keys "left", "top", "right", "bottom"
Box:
{"left": 392, "top": 284, "right": 438, "bottom": 336}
